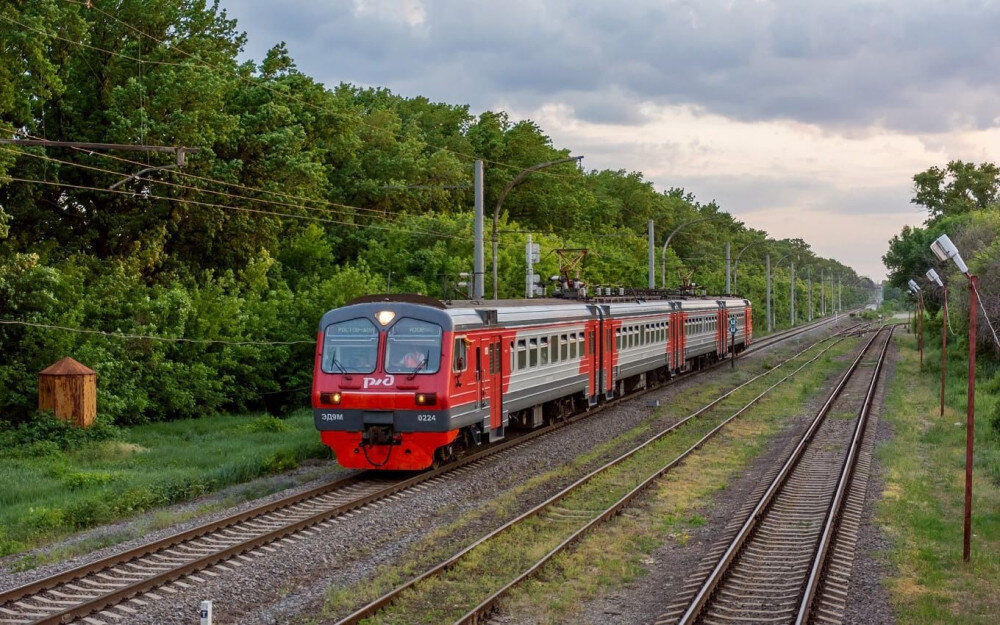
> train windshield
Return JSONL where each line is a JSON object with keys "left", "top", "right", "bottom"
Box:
{"left": 322, "top": 318, "right": 378, "bottom": 374}
{"left": 385, "top": 318, "right": 442, "bottom": 374}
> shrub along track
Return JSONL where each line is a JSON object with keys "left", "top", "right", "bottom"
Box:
{"left": 0, "top": 314, "right": 852, "bottom": 625}
{"left": 657, "top": 324, "right": 894, "bottom": 625}
{"left": 329, "top": 326, "right": 862, "bottom": 625}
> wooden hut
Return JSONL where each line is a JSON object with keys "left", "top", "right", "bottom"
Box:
{"left": 38, "top": 357, "right": 97, "bottom": 427}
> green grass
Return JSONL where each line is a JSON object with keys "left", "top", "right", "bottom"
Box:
{"left": 0, "top": 411, "right": 329, "bottom": 558}
{"left": 878, "top": 333, "right": 1000, "bottom": 624}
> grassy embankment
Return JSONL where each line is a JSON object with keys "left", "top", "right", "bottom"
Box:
{"left": 877, "top": 331, "right": 1000, "bottom": 624}
{"left": 0, "top": 411, "right": 329, "bottom": 566}
{"left": 311, "top": 336, "right": 858, "bottom": 624}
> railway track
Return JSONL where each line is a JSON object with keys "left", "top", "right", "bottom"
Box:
{"left": 658, "top": 324, "right": 894, "bottom": 625}
{"left": 331, "top": 325, "right": 861, "bottom": 624}
{"left": 0, "top": 313, "right": 852, "bottom": 625}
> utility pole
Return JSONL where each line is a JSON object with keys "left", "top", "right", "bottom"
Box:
{"left": 525, "top": 234, "right": 535, "bottom": 299}
{"left": 725, "top": 242, "right": 731, "bottom": 295}
{"left": 821, "top": 270, "right": 826, "bottom": 316}
{"left": 766, "top": 254, "right": 772, "bottom": 332}
{"left": 807, "top": 266, "right": 812, "bottom": 322}
{"left": 838, "top": 275, "right": 842, "bottom": 313}
{"left": 648, "top": 220, "right": 655, "bottom": 289}
{"left": 790, "top": 260, "right": 796, "bottom": 327}
{"left": 473, "top": 160, "right": 485, "bottom": 300}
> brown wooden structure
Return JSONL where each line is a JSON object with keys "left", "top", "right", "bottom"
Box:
{"left": 38, "top": 357, "right": 97, "bottom": 427}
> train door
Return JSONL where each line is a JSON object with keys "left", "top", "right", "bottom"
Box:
{"left": 717, "top": 306, "right": 727, "bottom": 357}
{"left": 475, "top": 340, "right": 485, "bottom": 409}
{"left": 672, "top": 310, "right": 685, "bottom": 372}
{"left": 487, "top": 336, "right": 503, "bottom": 431}
{"left": 604, "top": 324, "right": 614, "bottom": 397}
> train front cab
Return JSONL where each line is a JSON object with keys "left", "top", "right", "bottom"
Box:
{"left": 312, "top": 297, "right": 501, "bottom": 470}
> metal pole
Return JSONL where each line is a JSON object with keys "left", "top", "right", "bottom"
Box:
{"left": 725, "top": 242, "right": 731, "bottom": 295}
{"left": 473, "top": 160, "right": 485, "bottom": 299}
{"left": 918, "top": 292, "right": 924, "bottom": 367}
{"left": 941, "top": 285, "right": 948, "bottom": 417}
{"left": 808, "top": 266, "right": 812, "bottom": 322}
{"left": 790, "top": 261, "right": 795, "bottom": 327}
{"left": 525, "top": 234, "right": 534, "bottom": 299}
{"left": 648, "top": 220, "right": 655, "bottom": 289}
{"left": 766, "top": 254, "right": 772, "bottom": 332}
{"left": 838, "top": 275, "right": 842, "bottom": 313}
{"left": 821, "top": 271, "right": 825, "bottom": 316}
{"left": 964, "top": 275, "right": 978, "bottom": 562}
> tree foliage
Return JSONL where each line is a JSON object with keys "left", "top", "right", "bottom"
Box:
{"left": 0, "top": 0, "right": 870, "bottom": 425}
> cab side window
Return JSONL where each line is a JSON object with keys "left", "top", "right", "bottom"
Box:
{"left": 453, "top": 337, "right": 467, "bottom": 372}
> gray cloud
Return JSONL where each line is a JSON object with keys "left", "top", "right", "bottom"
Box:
{"left": 232, "top": 1, "right": 1000, "bottom": 132}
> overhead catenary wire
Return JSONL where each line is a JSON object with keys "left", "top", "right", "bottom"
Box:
{"left": 0, "top": 124, "right": 447, "bottom": 224}
{"left": 0, "top": 144, "right": 459, "bottom": 239}
{"left": 0, "top": 319, "right": 313, "bottom": 345}
{"left": 4, "top": 177, "right": 462, "bottom": 239}
{"left": 57, "top": 1, "right": 582, "bottom": 182}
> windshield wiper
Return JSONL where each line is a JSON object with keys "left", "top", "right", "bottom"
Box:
{"left": 406, "top": 352, "right": 429, "bottom": 380}
{"left": 330, "top": 356, "right": 353, "bottom": 380}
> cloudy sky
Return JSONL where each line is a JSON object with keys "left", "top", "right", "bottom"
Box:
{"left": 228, "top": 0, "right": 1000, "bottom": 280}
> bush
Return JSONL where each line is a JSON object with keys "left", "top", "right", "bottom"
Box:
{"left": 243, "top": 415, "right": 290, "bottom": 433}
{"left": 0, "top": 411, "right": 120, "bottom": 457}
{"left": 63, "top": 497, "right": 113, "bottom": 529}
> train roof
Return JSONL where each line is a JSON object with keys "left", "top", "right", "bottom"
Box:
{"left": 321, "top": 294, "right": 750, "bottom": 332}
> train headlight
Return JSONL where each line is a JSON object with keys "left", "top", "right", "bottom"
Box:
{"left": 320, "top": 392, "right": 342, "bottom": 405}
{"left": 376, "top": 310, "right": 396, "bottom": 326}
{"left": 414, "top": 392, "right": 437, "bottom": 406}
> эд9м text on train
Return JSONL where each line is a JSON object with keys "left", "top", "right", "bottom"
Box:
{"left": 312, "top": 293, "right": 751, "bottom": 471}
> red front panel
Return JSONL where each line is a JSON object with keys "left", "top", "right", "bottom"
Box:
{"left": 321, "top": 430, "right": 458, "bottom": 470}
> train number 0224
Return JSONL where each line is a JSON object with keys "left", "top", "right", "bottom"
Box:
{"left": 416, "top": 414, "right": 436, "bottom": 422}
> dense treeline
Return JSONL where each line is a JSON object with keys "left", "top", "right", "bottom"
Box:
{"left": 0, "top": 0, "right": 871, "bottom": 426}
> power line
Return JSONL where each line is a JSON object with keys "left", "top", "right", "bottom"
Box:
{"left": 0, "top": 124, "right": 435, "bottom": 222}
{"left": 5, "top": 177, "right": 462, "bottom": 239}
{"left": 61, "top": 0, "right": 582, "bottom": 181}
{"left": 0, "top": 144, "right": 458, "bottom": 238}
{"left": 0, "top": 319, "right": 313, "bottom": 345}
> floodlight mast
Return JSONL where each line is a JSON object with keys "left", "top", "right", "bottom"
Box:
{"left": 926, "top": 267, "right": 947, "bottom": 417}
{"left": 931, "top": 234, "right": 976, "bottom": 563}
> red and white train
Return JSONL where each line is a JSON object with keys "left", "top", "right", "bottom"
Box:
{"left": 312, "top": 294, "right": 752, "bottom": 470}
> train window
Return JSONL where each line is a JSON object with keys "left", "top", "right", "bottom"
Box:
{"left": 615, "top": 328, "right": 622, "bottom": 349}
{"left": 569, "top": 334, "right": 577, "bottom": 359}
{"left": 551, "top": 336, "right": 560, "bottom": 362}
{"left": 517, "top": 339, "right": 527, "bottom": 370}
{"left": 452, "top": 337, "right": 468, "bottom": 372}
{"left": 529, "top": 338, "right": 538, "bottom": 367}
{"left": 561, "top": 335, "right": 569, "bottom": 360}
{"left": 540, "top": 337, "right": 550, "bottom": 365}
{"left": 322, "top": 318, "right": 378, "bottom": 374}
{"left": 385, "top": 318, "right": 443, "bottom": 374}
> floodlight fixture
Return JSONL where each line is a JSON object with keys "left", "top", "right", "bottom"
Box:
{"left": 907, "top": 279, "right": 921, "bottom": 293}
{"left": 926, "top": 268, "right": 944, "bottom": 288}
{"left": 930, "top": 234, "right": 969, "bottom": 274}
